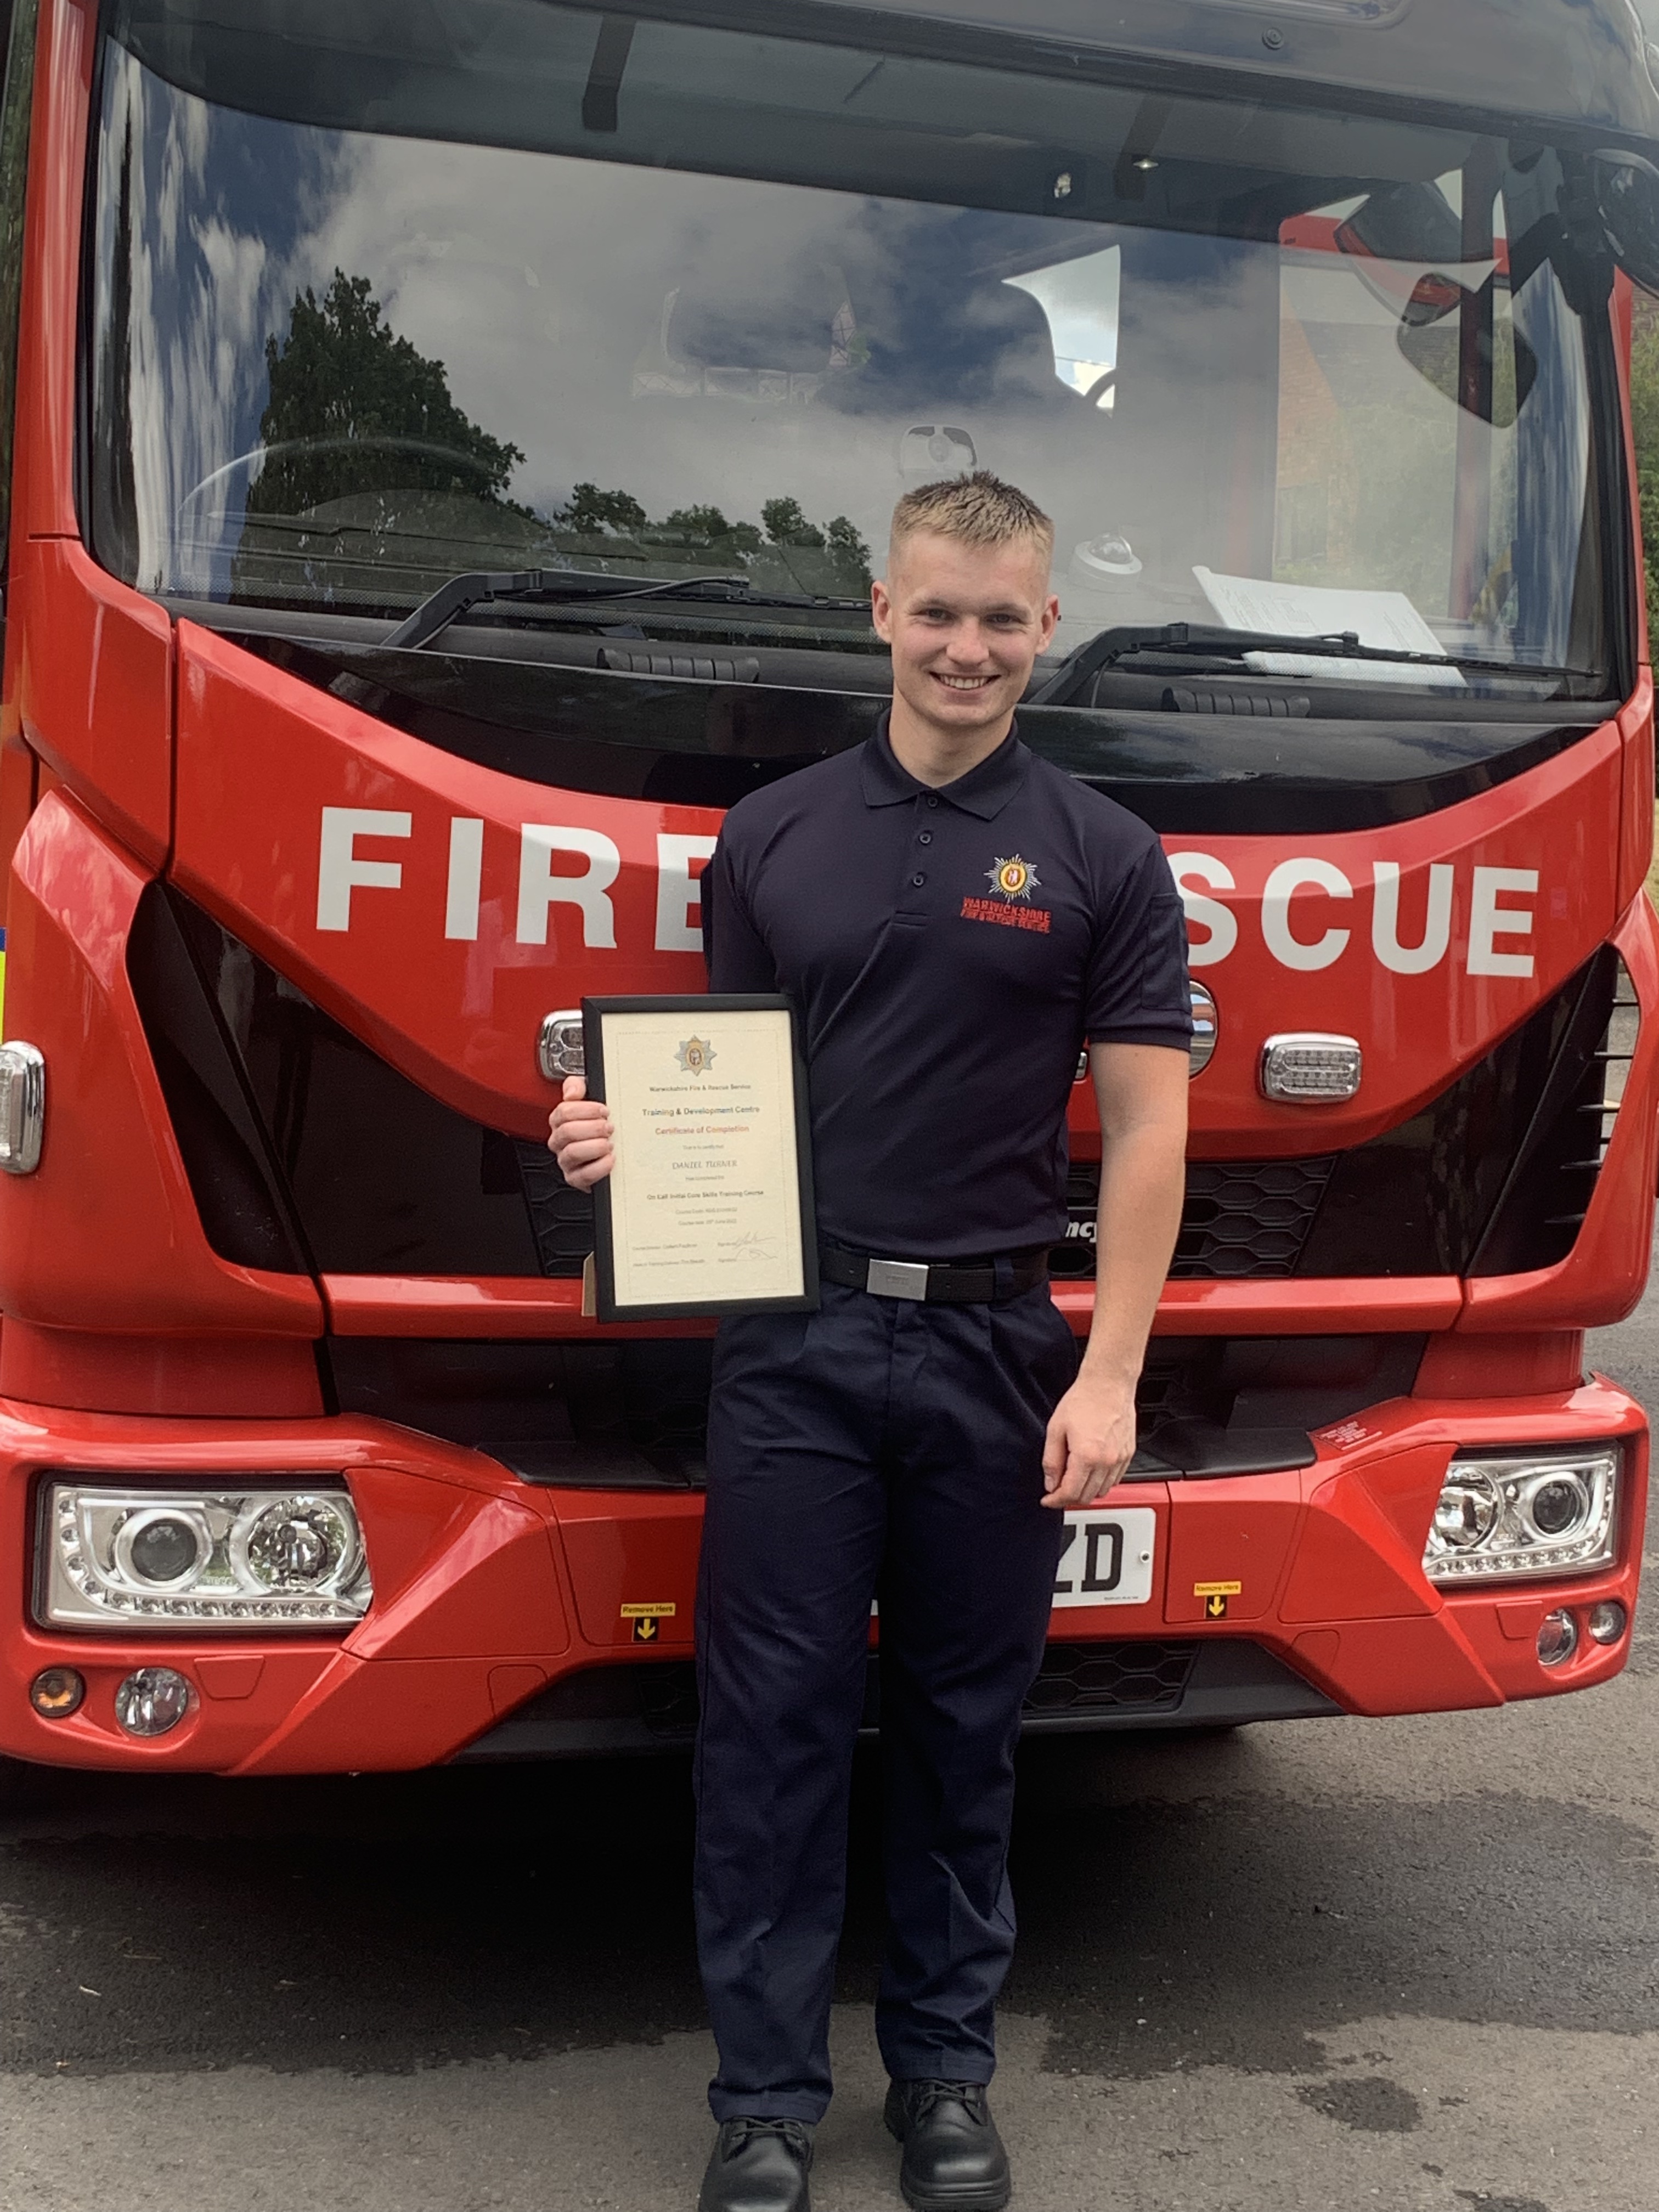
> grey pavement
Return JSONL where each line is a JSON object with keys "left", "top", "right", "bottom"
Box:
{"left": 4, "top": 1265, "right": 1658, "bottom": 2212}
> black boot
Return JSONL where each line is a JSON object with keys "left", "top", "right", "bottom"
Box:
{"left": 884, "top": 2080, "right": 1011, "bottom": 2212}
{"left": 697, "top": 2117, "right": 815, "bottom": 2212}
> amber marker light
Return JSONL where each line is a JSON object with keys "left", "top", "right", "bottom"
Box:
{"left": 29, "top": 1666, "right": 84, "bottom": 1718}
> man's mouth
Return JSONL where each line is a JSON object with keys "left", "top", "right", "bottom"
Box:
{"left": 932, "top": 672, "right": 997, "bottom": 692}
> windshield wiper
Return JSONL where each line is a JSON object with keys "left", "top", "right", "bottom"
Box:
{"left": 383, "top": 566, "right": 870, "bottom": 652}
{"left": 1027, "top": 621, "right": 1590, "bottom": 706}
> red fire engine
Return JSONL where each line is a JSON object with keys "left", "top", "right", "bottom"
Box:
{"left": 1, "top": 0, "right": 1656, "bottom": 1785}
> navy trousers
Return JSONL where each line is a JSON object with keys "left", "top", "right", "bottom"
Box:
{"left": 693, "top": 1278, "right": 1076, "bottom": 2123}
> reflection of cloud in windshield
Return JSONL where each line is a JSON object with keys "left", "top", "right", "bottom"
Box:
{"left": 95, "top": 45, "right": 357, "bottom": 591}
{"left": 91, "top": 44, "right": 1597, "bottom": 672}
{"left": 96, "top": 59, "right": 1296, "bottom": 617}
{"left": 312, "top": 150, "right": 1097, "bottom": 551}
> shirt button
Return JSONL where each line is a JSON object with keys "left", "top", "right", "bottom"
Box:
{"left": 911, "top": 873, "right": 926, "bottom": 887}
{"left": 926, "top": 795, "right": 939, "bottom": 808}
{"left": 917, "top": 831, "right": 933, "bottom": 845}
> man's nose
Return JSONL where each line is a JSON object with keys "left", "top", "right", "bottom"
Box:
{"left": 946, "top": 622, "right": 990, "bottom": 664}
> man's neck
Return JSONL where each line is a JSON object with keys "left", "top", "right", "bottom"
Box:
{"left": 886, "top": 698, "right": 1015, "bottom": 789}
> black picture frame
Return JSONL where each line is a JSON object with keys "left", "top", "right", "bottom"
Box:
{"left": 583, "top": 994, "right": 819, "bottom": 1323}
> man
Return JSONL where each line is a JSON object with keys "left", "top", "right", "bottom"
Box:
{"left": 550, "top": 473, "right": 1190, "bottom": 2212}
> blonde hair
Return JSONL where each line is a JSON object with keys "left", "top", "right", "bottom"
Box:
{"left": 888, "top": 472, "right": 1054, "bottom": 567}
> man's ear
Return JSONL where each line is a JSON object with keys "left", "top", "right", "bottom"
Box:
{"left": 1039, "top": 592, "right": 1060, "bottom": 651}
{"left": 870, "top": 578, "right": 894, "bottom": 642}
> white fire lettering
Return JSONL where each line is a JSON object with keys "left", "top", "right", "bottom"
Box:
{"left": 316, "top": 806, "right": 412, "bottom": 932}
{"left": 517, "top": 825, "right": 622, "bottom": 948}
{"left": 445, "top": 817, "right": 484, "bottom": 941}
{"left": 654, "top": 833, "right": 718, "bottom": 953}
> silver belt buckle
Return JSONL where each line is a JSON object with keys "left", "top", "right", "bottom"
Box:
{"left": 866, "top": 1257, "right": 930, "bottom": 1301}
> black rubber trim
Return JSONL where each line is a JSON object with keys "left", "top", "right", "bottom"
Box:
{"left": 452, "top": 1639, "right": 1340, "bottom": 1760}
{"left": 217, "top": 629, "right": 1600, "bottom": 836}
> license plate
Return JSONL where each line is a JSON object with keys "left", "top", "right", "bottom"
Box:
{"left": 1052, "top": 1506, "right": 1156, "bottom": 1609}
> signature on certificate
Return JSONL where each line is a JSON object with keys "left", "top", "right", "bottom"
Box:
{"left": 727, "top": 1229, "right": 781, "bottom": 1262}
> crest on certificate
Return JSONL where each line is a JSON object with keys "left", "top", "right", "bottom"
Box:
{"left": 675, "top": 1034, "right": 716, "bottom": 1075}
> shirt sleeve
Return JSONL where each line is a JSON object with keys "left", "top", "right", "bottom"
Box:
{"left": 701, "top": 828, "right": 779, "bottom": 992}
{"left": 1083, "top": 840, "right": 1193, "bottom": 1050}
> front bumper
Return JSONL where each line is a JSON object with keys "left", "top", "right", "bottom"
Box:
{"left": 0, "top": 1376, "right": 1645, "bottom": 1774}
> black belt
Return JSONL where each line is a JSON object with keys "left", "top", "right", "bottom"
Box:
{"left": 819, "top": 1242, "right": 1050, "bottom": 1304}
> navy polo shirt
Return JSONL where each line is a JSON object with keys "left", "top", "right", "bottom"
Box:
{"left": 701, "top": 718, "right": 1192, "bottom": 1261}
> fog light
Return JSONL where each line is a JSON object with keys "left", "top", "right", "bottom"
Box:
{"left": 29, "top": 1666, "right": 84, "bottom": 1718}
{"left": 1588, "top": 1600, "right": 1628, "bottom": 1645}
{"left": 114, "top": 1667, "right": 194, "bottom": 1737}
{"left": 1536, "top": 1609, "right": 1578, "bottom": 1667}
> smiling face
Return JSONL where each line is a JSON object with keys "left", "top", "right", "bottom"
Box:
{"left": 872, "top": 528, "right": 1059, "bottom": 764}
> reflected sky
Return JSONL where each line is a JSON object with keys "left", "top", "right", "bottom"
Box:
{"left": 89, "top": 22, "right": 1605, "bottom": 680}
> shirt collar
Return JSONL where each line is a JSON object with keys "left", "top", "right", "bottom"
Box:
{"left": 859, "top": 713, "right": 1030, "bottom": 821}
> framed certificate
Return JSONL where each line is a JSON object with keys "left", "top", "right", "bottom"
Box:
{"left": 583, "top": 995, "right": 819, "bottom": 1322}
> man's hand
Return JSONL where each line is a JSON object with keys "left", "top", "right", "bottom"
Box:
{"left": 547, "top": 1076, "right": 614, "bottom": 1190}
{"left": 1041, "top": 1366, "right": 1138, "bottom": 1509}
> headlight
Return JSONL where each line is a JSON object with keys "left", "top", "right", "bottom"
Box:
{"left": 37, "top": 1481, "right": 371, "bottom": 1631}
{"left": 1422, "top": 1449, "right": 1619, "bottom": 1584}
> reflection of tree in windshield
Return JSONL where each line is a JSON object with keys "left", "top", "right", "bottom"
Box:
{"left": 556, "top": 484, "right": 871, "bottom": 594}
{"left": 249, "top": 271, "right": 526, "bottom": 515}
{"left": 232, "top": 273, "right": 872, "bottom": 608}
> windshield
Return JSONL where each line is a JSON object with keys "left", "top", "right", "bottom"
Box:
{"left": 90, "top": 1, "right": 1620, "bottom": 706}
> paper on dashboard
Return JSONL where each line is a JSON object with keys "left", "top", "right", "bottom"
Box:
{"left": 1193, "top": 567, "right": 1465, "bottom": 689}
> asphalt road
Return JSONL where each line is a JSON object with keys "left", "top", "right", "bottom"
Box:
{"left": 4, "top": 1271, "right": 1658, "bottom": 2212}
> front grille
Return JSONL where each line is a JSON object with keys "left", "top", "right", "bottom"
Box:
{"left": 529, "top": 1151, "right": 1340, "bottom": 1285}
{"left": 1535, "top": 956, "right": 1638, "bottom": 1240}
{"left": 1023, "top": 1640, "right": 1197, "bottom": 1714}
{"left": 517, "top": 1142, "right": 595, "bottom": 1274}
{"left": 1059, "top": 1157, "right": 1336, "bottom": 1282}
{"left": 132, "top": 885, "right": 1628, "bottom": 1291}
{"left": 583, "top": 1644, "right": 1200, "bottom": 1742}
{"left": 1175, "top": 1158, "right": 1336, "bottom": 1278}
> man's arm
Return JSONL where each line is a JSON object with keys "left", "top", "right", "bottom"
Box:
{"left": 1041, "top": 1041, "right": 1188, "bottom": 1509}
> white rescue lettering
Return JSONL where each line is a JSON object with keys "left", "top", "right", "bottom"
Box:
{"left": 1372, "top": 860, "right": 1454, "bottom": 976}
{"left": 1467, "top": 866, "right": 1538, "bottom": 979}
{"left": 1261, "top": 857, "right": 1351, "bottom": 972}
{"left": 654, "top": 833, "right": 718, "bottom": 953}
{"left": 316, "top": 806, "right": 412, "bottom": 931}
{"left": 1166, "top": 851, "right": 1238, "bottom": 968}
{"left": 1165, "top": 849, "right": 1547, "bottom": 978}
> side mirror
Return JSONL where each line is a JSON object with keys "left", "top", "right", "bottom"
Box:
{"left": 1590, "top": 150, "right": 1659, "bottom": 294}
{"left": 1395, "top": 272, "right": 1538, "bottom": 428}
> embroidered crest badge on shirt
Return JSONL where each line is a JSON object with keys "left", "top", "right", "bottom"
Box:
{"left": 986, "top": 854, "right": 1040, "bottom": 901}
{"left": 676, "top": 1035, "right": 716, "bottom": 1075}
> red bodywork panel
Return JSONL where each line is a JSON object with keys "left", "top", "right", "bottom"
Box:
{"left": 0, "top": 0, "right": 1651, "bottom": 1771}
